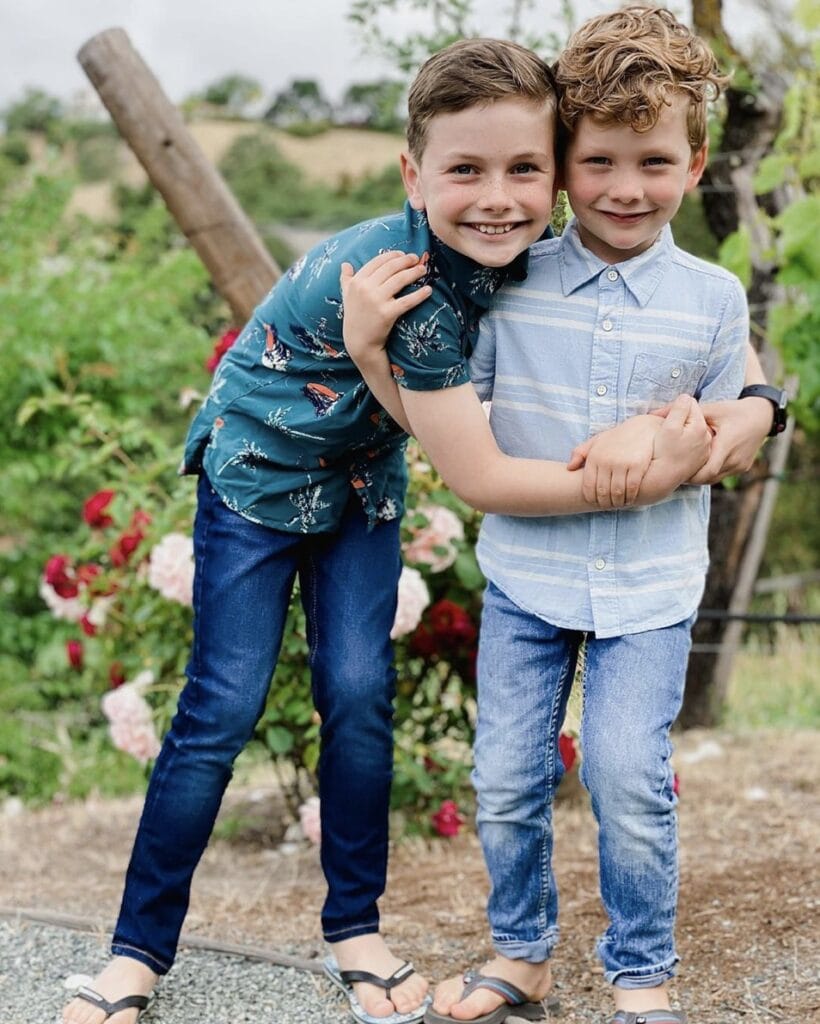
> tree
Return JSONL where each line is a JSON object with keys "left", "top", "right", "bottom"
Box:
{"left": 338, "top": 79, "right": 405, "bottom": 132}
{"left": 264, "top": 79, "right": 333, "bottom": 127}
{"left": 2, "top": 87, "right": 63, "bottom": 133}
{"left": 347, "top": 0, "right": 573, "bottom": 72}
{"left": 681, "top": 0, "right": 818, "bottom": 725}
{"left": 201, "top": 74, "right": 262, "bottom": 116}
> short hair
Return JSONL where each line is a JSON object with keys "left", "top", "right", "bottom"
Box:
{"left": 555, "top": 5, "right": 729, "bottom": 151}
{"left": 406, "top": 38, "right": 558, "bottom": 161}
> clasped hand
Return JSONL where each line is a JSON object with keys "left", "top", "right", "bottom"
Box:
{"left": 568, "top": 395, "right": 713, "bottom": 508}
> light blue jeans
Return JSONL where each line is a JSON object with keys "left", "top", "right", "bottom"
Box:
{"left": 474, "top": 582, "right": 693, "bottom": 989}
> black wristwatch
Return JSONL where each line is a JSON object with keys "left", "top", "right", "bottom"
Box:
{"left": 738, "top": 384, "right": 788, "bottom": 436}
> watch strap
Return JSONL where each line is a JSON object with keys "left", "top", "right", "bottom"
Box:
{"left": 738, "top": 384, "right": 788, "bottom": 436}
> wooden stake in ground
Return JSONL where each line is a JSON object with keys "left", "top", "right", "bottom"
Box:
{"left": 78, "top": 28, "right": 280, "bottom": 324}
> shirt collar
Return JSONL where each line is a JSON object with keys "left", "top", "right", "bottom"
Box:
{"left": 407, "top": 203, "right": 530, "bottom": 311}
{"left": 558, "top": 217, "right": 673, "bottom": 306}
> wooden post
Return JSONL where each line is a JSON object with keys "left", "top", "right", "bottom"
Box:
{"left": 78, "top": 28, "right": 280, "bottom": 324}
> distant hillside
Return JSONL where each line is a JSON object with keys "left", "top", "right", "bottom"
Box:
{"left": 67, "top": 119, "right": 405, "bottom": 221}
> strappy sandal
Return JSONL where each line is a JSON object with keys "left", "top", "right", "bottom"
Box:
{"left": 324, "top": 955, "right": 430, "bottom": 1024}
{"left": 67, "top": 985, "right": 153, "bottom": 1020}
{"left": 423, "top": 968, "right": 558, "bottom": 1024}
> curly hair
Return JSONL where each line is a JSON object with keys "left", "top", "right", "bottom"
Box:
{"left": 555, "top": 5, "right": 729, "bottom": 151}
{"left": 406, "top": 38, "right": 558, "bottom": 161}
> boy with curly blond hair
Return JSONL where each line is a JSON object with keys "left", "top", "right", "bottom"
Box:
{"left": 418, "top": 9, "right": 751, "bottom": 1024}
{"left": 342, "top": 7, "right": 783, "bottom": 1024}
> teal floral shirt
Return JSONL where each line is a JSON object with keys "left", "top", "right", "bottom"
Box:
{"left": 182, "top": 202, "right": 527, "bottom": 533}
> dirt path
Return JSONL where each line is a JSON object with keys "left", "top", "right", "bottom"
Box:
{"left": 2, "top": 728, "right": 817, "bottom": 1022}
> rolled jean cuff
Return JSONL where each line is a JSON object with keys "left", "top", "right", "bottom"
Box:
{"left": 606, "top": 955, "right": 679, "bottom": 989}
{"left": 492, "top": 925, "right": 559, "bottom": 964}
{"left": 323, "top": 919, "right": 380, "bottom": 944}
{"left": 110, "top": 941, "right": 171, "bottom": 976}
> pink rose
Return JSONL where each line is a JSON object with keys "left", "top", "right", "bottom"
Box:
{"left": 101, "top": 671, "right": 160, "bottom": 764}
{"left": 147, "top": 532, "right": 195, "bottom": 606}
{"left": 298, "top": 796, "right": 321, "bottom": 845}
{"left": 404, "top": 504, "right": 464, "bottom": 573}
{"left": 390, "top": 567, "right": 430, "bottom": 639}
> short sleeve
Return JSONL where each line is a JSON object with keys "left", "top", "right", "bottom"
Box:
{"left": 468, "top": 317, "right": 496, "bottom": 402}
{"left": 386, "top": 294, "right": 471, "bottom": 392}
{"left": 697, "top": 275, "right": 749, "bottom": 403}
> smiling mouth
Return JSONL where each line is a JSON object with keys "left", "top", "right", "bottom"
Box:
{"left": 600, "top": 211, "right": 652, "bottom": 223}
{"left": 467, "top": 222, "right": 522, "bottom": 235}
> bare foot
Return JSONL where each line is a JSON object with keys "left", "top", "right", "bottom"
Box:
{"left": 613, "top": 981, "right": 672, "bottom": 1014}
{"left": 329, "top": 933, "right": 429, "bottom": 1018}
{"left": 61, "top": 957, "right": 158, "bottom": 1024}
{"left": 431, "top": 956, "right": 552, "bottom": 1022}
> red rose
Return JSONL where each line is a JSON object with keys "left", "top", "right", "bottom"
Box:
{"left": 44, "top": 555, "right": 79, "bottom": 599}
{"left": 66, "top": 639, "right": 84, "bottom": 671}
{"left": 431, "top": 799, "right": 465, "bottom": 838}
{"left": 558, "top": 732, "right": 577, "bottom": 773}
{"left": 109, "top": 510, "right": 151, "bottom": 566}
{"left": 205, "top": 328, "right": 240, "bottom": 372}
{"left": 409, "top": 623, "right": 438, "bottom": 658}
{"left": 109, "top": 662, "right": 126, "bottom": 688}
{"left": 427, "top": 600, "right": 477, "bottom": 648}
{"left": 82, "top": 489, "right": 116, "bottom": 528}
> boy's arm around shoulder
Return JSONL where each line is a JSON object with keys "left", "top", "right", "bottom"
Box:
{"left": 341, "top": 251, "right": 431, "bottom": 435}
{"left": 400, "top": 385, "right": 711, "bottom": 515}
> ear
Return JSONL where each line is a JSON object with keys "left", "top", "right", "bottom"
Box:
{"left": 685, "top": 143, "right": 708, "bottom": 193}
{"left": 400, "top": 151, "right": 425, "bottom": 211}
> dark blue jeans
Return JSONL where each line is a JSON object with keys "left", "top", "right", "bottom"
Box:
{"left": 112, "top": 475, "right": 402, "bottom": 973}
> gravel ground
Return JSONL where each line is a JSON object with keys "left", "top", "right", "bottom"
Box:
{"left": 0, "top": 920, "right": 352, "bottom": 1024}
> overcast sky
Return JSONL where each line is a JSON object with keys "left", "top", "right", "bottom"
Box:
{"left": 1, "top": 0, "right": 774, "bottom": 115}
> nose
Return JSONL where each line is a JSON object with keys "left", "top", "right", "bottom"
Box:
{"left": 608, "top": 171, "right": 644, "bottom": 204}
{"left": 477, "top": 175, "right": 513, "bottom": 212}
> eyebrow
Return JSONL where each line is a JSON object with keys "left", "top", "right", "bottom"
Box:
{"left": 443, "top": 150, "right": 550, "bottom": 162}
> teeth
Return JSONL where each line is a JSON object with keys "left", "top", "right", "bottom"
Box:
{"left": 475, "top": 223, "right": 514, "bottom": 234}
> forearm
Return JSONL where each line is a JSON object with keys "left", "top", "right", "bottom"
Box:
{"left": 401, "top": 384, "right": 599, "bottom": 515}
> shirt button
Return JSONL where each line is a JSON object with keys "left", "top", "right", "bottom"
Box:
{"left": 596, "top": 384, "right": 608, "bottom": 396}
{"left": 594, "top": 557, "right": 606, "bottom": 570}
{"left": 602, "top": 319, "right": 613, "bottom": 332}
{"left": 607, "top": 269, "right": 619, "bottom": 281}
{"left": 671, "top": 367, "right": 682, "bottom": 379}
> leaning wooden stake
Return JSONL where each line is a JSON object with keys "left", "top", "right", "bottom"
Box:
{"left": 78, "top": 28, "right": 279, "bottom": 323}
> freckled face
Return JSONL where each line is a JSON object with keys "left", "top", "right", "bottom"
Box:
{"left": 564, "top": 95, "right": 707, "bottom": 264}
{"left": 401, "top": 96, "right": 557, "bottom": 268}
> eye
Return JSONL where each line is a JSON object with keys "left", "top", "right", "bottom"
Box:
{"left": 450, "top": 164, "right": 477, "bottom": 175}
{"left": 583, "top": 156, "right": 610, "bottom": 166}
{"left": 511, "top": 162, "right": 538, "bottom": 174}
{"left": 644, "top": 156, "right": 670, "bottom": 167}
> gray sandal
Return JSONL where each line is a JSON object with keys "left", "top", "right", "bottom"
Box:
{"left": 423, "top": 968, "right": 558, "bottom": 1024}
{"left": 72, "top": 985, "right": 153, "bottom": 1019}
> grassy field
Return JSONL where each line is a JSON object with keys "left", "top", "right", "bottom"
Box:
{"left": 727, "top": 629, "right": 820, "bottom": 728}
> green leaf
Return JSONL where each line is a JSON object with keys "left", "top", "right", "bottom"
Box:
{"left": 753, "top": 154, "right": 791, "bottom": 194}
{"left": 265, "top": 726, "right": 295, "bottom": 755}
{"left": 718, "top": 226, "right": 752, "bottom": 290}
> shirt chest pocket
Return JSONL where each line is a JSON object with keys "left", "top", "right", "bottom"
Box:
{"left": 626, "top": 353, "right": 707, "bottom": 415}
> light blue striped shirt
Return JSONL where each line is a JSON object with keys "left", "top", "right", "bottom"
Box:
{"left": 470, "top": 219, "right": 748, "bottom": 638}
